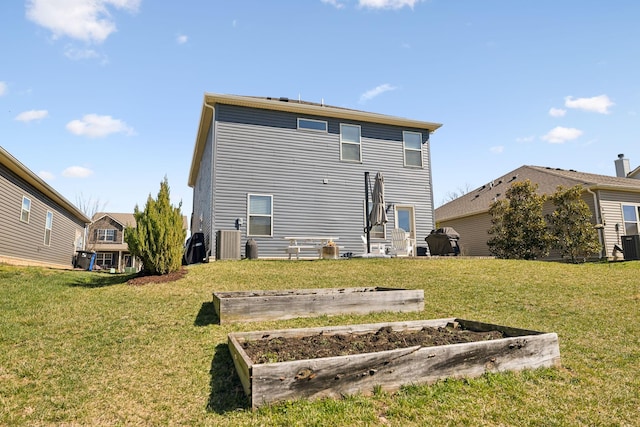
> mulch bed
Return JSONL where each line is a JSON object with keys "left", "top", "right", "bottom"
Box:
{"left": 127, "top": 268, "right": 188, "bottom": 286}
{"left": 242, "top": 325, "right": 505, "bottom": 363}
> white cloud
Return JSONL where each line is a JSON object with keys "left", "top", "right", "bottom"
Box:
{"left": 62, "top": 166, "right": 93, "bottom": 178}
{"left": 64, "top": 46, "right": 106, "bottom": 62}
{"left": 0, "top": 81, "right": 6, "bottom": 96}
{"left": 490, "top": 146, "right": 504, "bottom": 154}
{"left": 564, "top": 95, "right": 614, "bottom": 114}
{"left": 66, "top": 114, "right": 134, "bottom": 138}
{"left": 359, "top": 0, "right": 422, "bottom": 9}
{"left": 39, "top": 170, "right": 55, "bottom": 180}
{"left": 541, "top": 126, "right": 583, "bottom": 144}
{"left": 359, "top": 83, "right": 397, "bottom": 103}
{"left": 177, "top": 34, "right": 188, "bottom": 44}
{"left": 516, "top": 135, "right": 535, "bottom": 143}
{"left": 15, "top": 109, "right": 49, "bottom": 122}
{"left": 26, "top": 0, "right": 140, "bottom": 44}
{"left": 321, "top": 0, "right": 345, "bottom": 8}
{"left": 548, "top": 107, "right": 566, "bottom": 117}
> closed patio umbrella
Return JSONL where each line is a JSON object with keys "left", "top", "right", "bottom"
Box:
{"left": 369, "top": 171, "right": 388, "bottom": 229}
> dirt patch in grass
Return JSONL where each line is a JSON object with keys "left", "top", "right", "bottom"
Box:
{"left": 241, "top": 324, "right": 504, "bottom": 363}
{"left": 127, "top": 268, "right": 187, "bottom": 286}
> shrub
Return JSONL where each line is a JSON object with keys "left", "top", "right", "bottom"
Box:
{"left": 547, "top": 185, "right": 601, "bottom": 263}
{"left": 487, "top": 180, "right": 550, "bottom": 260}
{"left": 125, "top": 177, "right": 186, "bottom": 275}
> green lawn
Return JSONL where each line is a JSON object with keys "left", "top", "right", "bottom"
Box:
{"left": 1, "top": 259, "right": 638, "bottom": 426}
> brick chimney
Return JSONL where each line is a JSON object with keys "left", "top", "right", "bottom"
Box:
{"left": 615, "top": 153, "right": 630, "bottom": 178}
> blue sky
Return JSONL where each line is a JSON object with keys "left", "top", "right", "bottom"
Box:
{"left": 1, "top": 0, "right": 639, "bottom": 218}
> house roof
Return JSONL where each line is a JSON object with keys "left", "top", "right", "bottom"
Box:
{"left": 188, "top": 93, "right": 443, "bottom": 187}
{"left": 1, "top": 146, "right": 90, "bottom": 224}
{"left": 436, "top": 165, "right": 640, "bottom": 222}
{"left": 92, "top": 212, "right": 137, "bottom": 228}
{"left": 91, "top": 212, "right": 189, "bottom": 230}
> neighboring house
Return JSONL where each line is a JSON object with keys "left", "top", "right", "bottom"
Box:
{"left": 88, "top": 212, "right": 189, "bottom": 271}
{"left": 88, "top": 212, "right": 140, "bottom": 272}
{"left": 188, "top": 93, "right": 442, "bottom": 259}
{"left": 0, "top": 146, "right": 89, "bottom": 269}
{"left": 435, "top": 155, "right": 640, "bottom": 260}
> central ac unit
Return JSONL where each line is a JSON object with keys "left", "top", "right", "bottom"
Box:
{"left": 216, "top": 230, "right": 241, "bottom": 260}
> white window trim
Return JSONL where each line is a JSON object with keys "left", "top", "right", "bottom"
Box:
{"left": 394, "top": 204, "right": 417, "bottom": 240}
{"left": 44, "top": 211, "right": 53, "bottom": 246}
{"left": 96, "top": 253, "right": 113, "bottom": 267}
{"left": 340, "top": 123, "right": 362, "bottom": 163}
{"left": 297, "top": 118, "right": 328, "bottom": 132}
{"left": 20, "top": 196, "right": 31, "bottom": 223}
{"left": 403, "top": 131, "right": 423, "bottom": 168}
{"left": 247, "top": 193, "right": 274, "bottom": 237}
{"left": 97, "top": 229, "right": 116, "bottom": 242}
{"left": 621, "top": 204, "right": 640, "bottom": 235}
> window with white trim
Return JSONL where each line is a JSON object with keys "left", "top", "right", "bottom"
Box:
{"left": 298, "top": 118, "right": 327, "bottom": 132}
{"left": 44, "top": 211, "right": 53, "bottom": 246}
{"left": 96, "top": 253, "right": 113, "bottom": 268}
{"left": 403, "top": 131, "right": 423, "bottom": 167}
{"left": 340, "top": 124, "right": 361, "bottom": 162}
{"left": 622, "top": 204, "right": 640, "bottom": 235}
{"left": 248, "top": 194, "right": 273, "bottom": 237}
{"left": 21, "top": 196, "right": 31, "bottom": 223}
{"left": 97, "top": 229, "right": 116, "bottom": 242}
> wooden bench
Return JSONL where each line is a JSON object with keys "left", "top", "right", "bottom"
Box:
{"left": 284, "top": 237, "right": 341, "bottom": 260}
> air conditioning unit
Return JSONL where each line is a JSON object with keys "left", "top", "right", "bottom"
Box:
{"left": 216, "top": 230, "right": 241, "bottom": 260}
{"left": 621, "top": 235, "right": 640, "bottom": 261}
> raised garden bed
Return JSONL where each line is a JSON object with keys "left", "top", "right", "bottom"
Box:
{"left": 227, "top": 318, "right": 561, "bottom": 409}
{"left": 213, "top": 287, "right": 424, "bottom": 324}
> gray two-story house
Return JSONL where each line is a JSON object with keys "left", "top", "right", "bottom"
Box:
{"left": 188, "top": 93, "right": 442, "bottom": 259}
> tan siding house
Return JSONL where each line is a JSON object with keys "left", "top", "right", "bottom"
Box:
{"left": 436, "top": 161, "right": 640, "bottom": 260}
{"left": 88, "top": 213, "right": 139, "bottom": 272}
{"left": 0, "top": 147, "right": 89, "bottom": 269}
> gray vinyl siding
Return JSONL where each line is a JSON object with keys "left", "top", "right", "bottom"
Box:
{"left": 0, "top": 163, "right": 85, "bottom": 268}
{"left": 200, "top": 104, "right": 434, "bottom": 258}
{"left": 191, "top": 122, "right": 215, "bottom": 256}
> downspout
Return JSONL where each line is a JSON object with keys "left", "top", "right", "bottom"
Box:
{"left": 203, "top": 101, "right": 216, "bottom": 260}
{"left": 585, "top": 187, "right": 605, "bottom": 259}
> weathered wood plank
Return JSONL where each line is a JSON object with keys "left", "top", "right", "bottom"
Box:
{"left": 214, "top": 287, "right": 424, "bottom": 323}
{"left": 227, "top": 318, "right": 561, "bottom": 409}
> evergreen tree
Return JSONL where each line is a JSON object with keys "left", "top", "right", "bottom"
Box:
{"left": 487, "top": 180, "right": 550, "bottom": 260}
{"left": 547, "top": 185, "right": 601, "bottom": 263}
{"left": 125, "top": 177, "right": 186, "bottom": 275}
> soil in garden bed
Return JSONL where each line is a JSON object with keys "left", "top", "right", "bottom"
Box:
{"left": 242, "top": 324, "right": 505, "bottom": 363}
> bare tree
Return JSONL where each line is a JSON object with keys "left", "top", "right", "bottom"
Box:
{"left": 442, "top": 183, "right": 473, "bottom": 204}
{"left": 76, "top": 192, "right": 107, "bottom": 219}
{"left": 76, "top": 193, "right": 107, "bottom": 252}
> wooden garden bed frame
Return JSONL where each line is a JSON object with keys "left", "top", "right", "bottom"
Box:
{"left": 213, "top": 287, "right": 424, "bottom": 323}
{"left": 228, "top": 318, "right": 561, "bottom": 409}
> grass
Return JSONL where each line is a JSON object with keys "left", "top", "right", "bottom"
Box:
{"left": 1, "top": 258, "right": 639, "bottom": 426}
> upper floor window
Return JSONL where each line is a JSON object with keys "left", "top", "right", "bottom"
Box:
{"left": 248, "top": 194, "right": 273, "bottom": 237}
{"left": 21, "top": 196, "right": 31, "bottom": 223}
{"left": 44, "top": 211, "right": 53, "bottom": 246}
{"left": 97, "top": 229, "right": 116, "bottom": 242}
{"left": 340, "top": 124, "right": 361, "bottom": 162}
{"left": 622, "top": 204, "right": 640, "bottom": 235}
{"left": 298, "top": 118, "right": 327, "bottom": 132}
{"left": 403, "top": 131, "right": 423, "bottom": 167}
